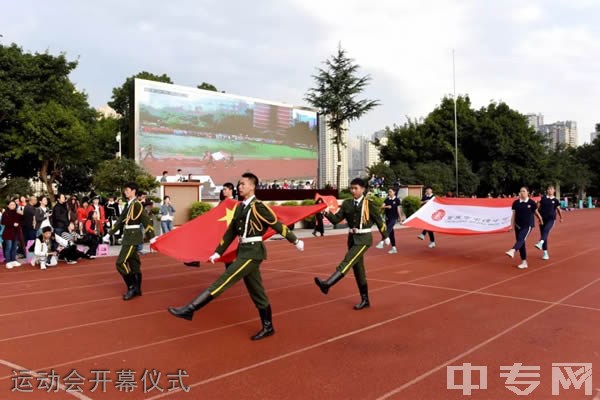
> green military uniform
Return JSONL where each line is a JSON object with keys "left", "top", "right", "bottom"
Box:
{"left": 109, "top": 199, "right": 154, "bottom": 288}
{"left": 208, "top": 196, "right": 298, "bottom": 308}
{"left": 325, "top": 196, "right": 388, "bottom": 287}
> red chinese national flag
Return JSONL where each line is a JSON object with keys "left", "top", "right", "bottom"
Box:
{"left": 315, "top": 194, "right": 339, "bottom": 213}
{"left": 150, "top": 198, "right": 326, "bottom": 264}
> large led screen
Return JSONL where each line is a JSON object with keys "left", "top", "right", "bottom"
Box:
{"left": 134, "top": 79, "right": 318, "bottom": 198}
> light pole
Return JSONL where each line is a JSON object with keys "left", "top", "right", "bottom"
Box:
{"left": 116, "top": 131, "right": 121, "bottom": 159}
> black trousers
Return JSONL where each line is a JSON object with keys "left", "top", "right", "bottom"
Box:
{"left": 421, "top": 230, "right": 435, "bottom": 242}
{"left": 59, "top": 245, "right": 87, "bottom": 261}
{"left": 513, "top": 225, "right": 532, "bottom": 260}
{"left": 79, "top": 235, "right": 100, "bottom": 256}
{"left": 313, "top": 216, "right": 324, "bottom": 235}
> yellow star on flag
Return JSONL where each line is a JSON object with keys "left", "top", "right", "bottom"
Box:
{"left": 218, "top": 206, "right": 237, "bottom": 226}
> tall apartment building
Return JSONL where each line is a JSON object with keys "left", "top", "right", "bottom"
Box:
{"left": 318, "top": 115, "right": 349, "bottom": 189}
{"left": 538, "top": 120, "right": 578, "bottom": 148}
{"left": 526, "top": 113, "right": 544, "bottom": 131}
{"left": 347, "top": 131, "right": 385, "bottom": 180}
{"left": 364, "top": 137, "right": 380, "bottom": 169}
{"left": 348, "top": 137, "right": 364, "bottom": 179}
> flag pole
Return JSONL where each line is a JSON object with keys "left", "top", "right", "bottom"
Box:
{"left": 453, "top": 49, "right": 459, "bottom": 196}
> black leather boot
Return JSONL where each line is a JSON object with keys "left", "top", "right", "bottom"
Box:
{"left": 134, "top": 272, "right": 142, "bottom": 296}
{"left": 167, "top": 290, "right": 213, "bottom": 321}
{"left": 184, "top": 261, "right": 200, "bottom": 267}
{"left": 251, "top": 305, "right": 275, "bottom": 340}
{"left": 354, "top": 284, "right": 370, "bottom": 310}
{"left": 314, "top": 270, "right": 344, "bottom": 295}
{"left": 122, "top": 274, "right": 138, "bottom": 301}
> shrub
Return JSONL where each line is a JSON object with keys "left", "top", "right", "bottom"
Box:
{"left": 339, "top": 189, "right": 353, "bottom": 200}
{"left": 401, "top": 196, "right": 422, "bottom": 218}
{"left": 280, "top": 201, "right": 300, "bottom": 206}
{"left": 189, "top": 201, "right": 212, "bottom": 219}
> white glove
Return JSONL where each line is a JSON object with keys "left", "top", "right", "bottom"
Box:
{"left": 384, "top": 237, "right": 391, "bottom": 246}
{"left": 102, "top": 234, "right": 110, "bottom": 243}
{"left": 295, "top": 240, "right": 304, "bottom": 251}
{"left": 208, "top": 252, "right": 220, "bottom": 264}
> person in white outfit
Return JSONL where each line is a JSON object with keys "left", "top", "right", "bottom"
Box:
{"left": 31, "top": 226, "right": 58, "bottom": 270}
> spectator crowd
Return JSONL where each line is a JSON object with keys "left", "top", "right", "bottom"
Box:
{"left": 0, "top": 192, "right": 153, "bottom": 270}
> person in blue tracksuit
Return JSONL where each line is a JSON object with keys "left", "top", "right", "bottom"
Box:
{"left": 377, "top": 189, "right": 402, "bottom": 254}
{"left": 534, "top": 185, "right": 563, "bottom": 260}
{"left": 505, "top": 187, "right": 543, "bottom": 269}
{"left": 417, "top": 186, "right": 436, "bottom": 248}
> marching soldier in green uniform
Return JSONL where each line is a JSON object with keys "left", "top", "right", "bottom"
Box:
{"left": 168, "top": 172, "right": 305, "bottom": 340}
{"left": 314, "top": 178, "right": 389, "bottom": 310}
{"left": 106, "top": 182, "right": 155, "bottom": 301}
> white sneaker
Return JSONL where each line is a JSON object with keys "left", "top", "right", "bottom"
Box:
{"left": 534, "top": 240, "right": 544, "bottom": 250}
{"left": 13, "top": 261, "right": 21, "bottom": 267}
{"left": 428, "top": 242, "right": 436, "bottom": 249}
{"left": 542, "top": 251, "right": 549, "bottom": 260}
{"left": 40, "top": 262, "right": 47, "bottom": 270}
{"left": 5, "top": 261, "right": 15, "bottom": 269}
{"left": 375, "top": 241, "right": 384, "bottom": 249}
{"left": 388, "top": 246, "right": 397, "bottom": 254}
{"left": 517, "top": 260, "right": 528, "bottom": 270}
{"left": 417, "top": 234, "right": 425, "bottom": 240}
{"left": 505, "top": 249, "right": 515, "bottom": 258}
{"left": 30, "top": 258, "right": 36, "bottom": 266}
{"left": 66, "top": 260, "right": 77, "bottom": 265}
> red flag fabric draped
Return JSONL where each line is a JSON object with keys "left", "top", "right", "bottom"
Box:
{"left": 150, "top": 198, "right": 326, "bottom": 263}
{"left": 314, "top": 193, "right": 339, "bottom": 213}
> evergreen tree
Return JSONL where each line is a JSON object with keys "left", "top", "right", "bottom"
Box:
{"left": 305, "top": 45, "right": 379, "bottom": 189}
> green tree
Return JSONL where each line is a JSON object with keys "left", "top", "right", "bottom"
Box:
{"left": 4, "top": 101, "right": 90, "bottom": 201}
{"left": 379, "top": 97, "right": 479, "bottom": 195}
{"left": 92, "top": 158, "right": 159, "bottom": 197}
{"left": 197, "top": 82, "right": 220, "bottom": 92}
{"left": 575, "top": 139, "right": 600, "bottom": 195}
{"left": 57, "top": 116, "right": 119, "bottom": 195}
{"left": 0, "top": 177, "right": 33, "bottom": 203}
{"left": 366, "top": 162, "right": 396, "bottom": 187}
{"left": 380, "top": 97, "right": 545, "bottom": 196}
{"left": 108, "top": 72, "right": 173, "bottom": 157}
{"left": 0, "top": 43, "right": 97, "bottom": 194}
{"left": 305, "top": 45, "right": 379, "bottom": 190}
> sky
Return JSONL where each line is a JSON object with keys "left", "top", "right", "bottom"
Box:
{"left": 2, "top": 0, "right": 599, "bottom": 144}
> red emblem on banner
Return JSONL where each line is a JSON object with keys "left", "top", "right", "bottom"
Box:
{"left": 431, "top": 209, "right": 446, "bottom": 221}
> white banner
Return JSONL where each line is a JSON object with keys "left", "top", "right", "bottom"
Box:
{"left": 403, "top": 197, "right": 521, "bottom": 235}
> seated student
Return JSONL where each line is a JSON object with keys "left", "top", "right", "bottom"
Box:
{"left": 31, "top": 226, "right": 58, "bottom": 270}
{"left": 58, "top": 222, "right": 92, "bottom": 263}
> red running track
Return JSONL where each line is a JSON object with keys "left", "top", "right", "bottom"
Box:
{"left": 0, "top": 209, "right": 599, "bottom": 399}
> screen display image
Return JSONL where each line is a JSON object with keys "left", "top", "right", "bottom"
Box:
{"left": 134, "top": 79, "right": 318, "bottom": 198}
